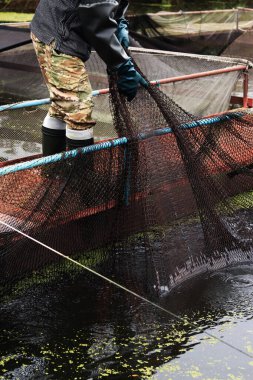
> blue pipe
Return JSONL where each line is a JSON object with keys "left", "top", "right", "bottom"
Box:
{"left": 0, "top": 98, "right": 51, "bottom": 111}
{"left": 0, "top": 112, "right": 244, "bottom": 177}
{"left": 0, "top": 89, "right": 103, "bottom": 111}
{"left": 138, "top": 112, "right": 243, "bottom": 140}
{"left": 0, "top": 138, "right": 128, "bottom": 177}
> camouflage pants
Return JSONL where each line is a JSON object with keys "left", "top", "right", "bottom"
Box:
{"left": 32, "top": 33, "right": 96, "bottom": 130}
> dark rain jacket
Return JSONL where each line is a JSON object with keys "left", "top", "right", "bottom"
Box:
{"left": 31, "top": 0, "right": 129, "bottom": 62}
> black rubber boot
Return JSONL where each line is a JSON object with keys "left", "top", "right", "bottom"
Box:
{"left": 66, "top": 138, "right": 96, "bottom": 206}
{"left": 67, "top": 137, "right": 94, "bottom": 170}
{"left": 42, "top": 126, "right": 66, "bottom": 156}
{"left": 66, "top": 137, "right": 94, "bottom": 150}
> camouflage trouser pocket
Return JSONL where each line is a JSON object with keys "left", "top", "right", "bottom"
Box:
{"left": 32, "top": 33, "right": 95, "bottom": 130}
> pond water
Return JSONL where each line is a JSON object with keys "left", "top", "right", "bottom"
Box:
{"left": 1, "top": 3, "right": 253, "bottom": 379}
{"left": 1, "top": 265, "right": 253, "bottom": 379}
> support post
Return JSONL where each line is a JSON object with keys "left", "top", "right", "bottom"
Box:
{"left": 236, "top": 8, "right": 240, "bottom": 31}
{"left": 243, "top": 71, "right": 249, "bottom": 108}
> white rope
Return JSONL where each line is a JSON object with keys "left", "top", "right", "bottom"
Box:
{"left": 0, "top": 219, "right": 252, "bottom": 360}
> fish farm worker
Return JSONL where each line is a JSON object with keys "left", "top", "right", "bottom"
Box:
{"left": 31, "top": 0, "right": 146, "bottom": 156}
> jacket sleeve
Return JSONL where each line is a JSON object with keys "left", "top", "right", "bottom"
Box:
{"left": 114, "top": 0, "right": 129, "bottom": 20}
{"left": 78, "top": 0, "right": 129, "bottom": 69}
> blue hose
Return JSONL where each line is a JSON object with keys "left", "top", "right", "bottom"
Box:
{"left": 0, "top": 112, "right": 244, "bottom": 177}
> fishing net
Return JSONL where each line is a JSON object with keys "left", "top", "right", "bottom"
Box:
{"left": 222, "top": 28, "right": 253, "bottom": 92}
{"left": 129, "top": 8, "right": 253, "bottom": 55}
{"left": 1, "top": 55, "right": 253, "bottom": 302}
{"left": 127, "top": 7, "right": 253, "bottom": 95}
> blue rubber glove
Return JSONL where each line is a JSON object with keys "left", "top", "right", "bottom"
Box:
{"left": 116, "top": 17, "right": 129, "bottom": 48}
{"left": 117, "top": 59, "right": 148, "bottom": 101}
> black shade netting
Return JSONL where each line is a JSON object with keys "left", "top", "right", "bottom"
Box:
{"left": 128, "top": 9, "right": 253, "bottom": 56}
{"left": 0, "top": 25, "right": 31, "bottom": 53}
{"left": 1, "top": 65, "right": 253, "bottom": 301}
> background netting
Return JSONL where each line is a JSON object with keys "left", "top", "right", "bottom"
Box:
{"left": 129, "top": 8, "right": 253, "bottom": 55}
{"left": 0, "top": 47, "right": 249, "bottom": 161}
{"left": 0, "top": 24, "right": 31, "bottom": 53}
{"left": 1, "top": 62, "right": 253, "bottom": 301}
{"left": 127, "top": 7, "right": 253, "bottom": 91}
{"left": 2, "top": 8, "right": 253, "bottom": 59}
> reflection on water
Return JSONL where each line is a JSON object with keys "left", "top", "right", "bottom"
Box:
{"left": 0, "top": 139, "right": 41, "bottom": 161}
{"left": 0, "top": 265, "right": 253, "bottom": 379}
{"left": 0, "top": 94, "right": 115, "bottom": 162}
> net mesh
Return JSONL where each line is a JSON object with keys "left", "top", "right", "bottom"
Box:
{"left": 0, "top": 44, "right": 245, "bottom": 100}
{"left": 1, "top": 58, "right": 253, "bottom": 301}
{"left": 129, "top": 8, "right": 253, "bottom": 55}
{"left": 127, "top": 8, "right": 253, "bottom": 95}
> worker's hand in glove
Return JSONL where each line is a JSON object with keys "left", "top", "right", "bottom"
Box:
{"left": 116, "top": 59, "right": 148, "bottom": 101}
{"left": 116, "top": 17, "right": 129, "bottom": 48}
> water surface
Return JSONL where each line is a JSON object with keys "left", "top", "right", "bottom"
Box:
{"left": 1, "top": 265, "right": 253, "bottom": 379}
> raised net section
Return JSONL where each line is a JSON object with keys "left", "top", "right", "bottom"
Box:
{"left": 0, "top": 47, "right": 250, "bottom": 161}
{"left": 0, "top": 44, "right": 246, "bottom": 102}
{"left": 0, "top": 24, "right": 31, "bottom": 53}
{"left": 1, "top": 66, "right": 253, "bottom": 301}
{"left": 222, "top": 29, "right": 253, "bottom": 95}
{"left": 129, "top": 8, "right": 253, "bottom": 55}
